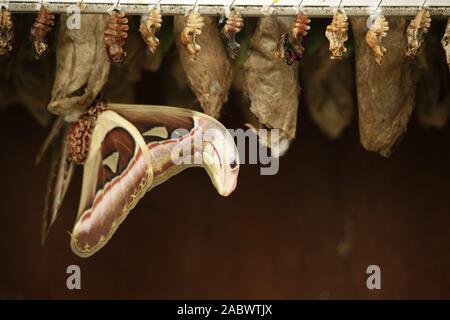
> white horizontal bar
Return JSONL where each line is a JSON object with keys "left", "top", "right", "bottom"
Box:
{"left": 3, "top": 0, "right": 450, "bottom": 16}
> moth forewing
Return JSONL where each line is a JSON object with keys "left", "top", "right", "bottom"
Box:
{"left": 71, "top": 110, "right": 153, "bottom": 257}
{"left": 42, "top": 133, "right": 75, "bottom": 244}
{"left": 107, "top": 104, "right": 239, "bottom": 197}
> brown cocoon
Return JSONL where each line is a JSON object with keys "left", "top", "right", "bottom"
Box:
{"left": 303, "top": 42, "right": 355, "bottom": 139}
{"left": 48, "top": 14, "right": 110, "bottom": 119}
{"left": 352, "top": 17, "right": 415, "bottom": 157}
{"left": 244, "top": 17, "right": 299, "bottom": 156}
{"left": 174, "top": 15, "right": 232, "bottom": 119}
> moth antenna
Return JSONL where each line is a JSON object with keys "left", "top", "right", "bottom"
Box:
{"left": 35, "top": 116, "right": 65, "bottom": 165}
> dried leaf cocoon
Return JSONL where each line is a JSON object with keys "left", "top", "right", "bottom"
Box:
{"left": 416, "top": 32, "right": 450, "bottom": 129}
{"left": 303, "top": 42, "right": 355, "bottom": 139}
{"left": 105, "top": 21, "right": 148, "bottom": 103}
{"left": 174, "top": 15, "right": 232, "bottom": 119}
{"left": 352, "top": 17, "right": 415, "bottom": 157}
{"left": 48, "top": 14, "right": 110, "bottom": 118}
{"left": 244, "top": 17, "right": 299, "bottom": 156}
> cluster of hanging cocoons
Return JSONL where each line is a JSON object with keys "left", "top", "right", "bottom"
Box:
{"left": 1, "top": 2, "right": 450, "bottom": 257}
{"left": 0, "top": 4, "right": 449, "bottom": 157}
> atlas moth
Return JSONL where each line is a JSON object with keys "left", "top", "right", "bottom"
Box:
{"left": 104, "top": 9, "right": 129, "bottom": 63}
{"left": 276, "top": 11, "right": 311, "bottom": 65}
{"left": 405, "top": 8, "right": 431, "bottom": 58}
{"left": 365, "top": 13, "right": 389, "bottom": 65}
{"left": 139, "top": 6, "right": 162, "bottom": 54}
{"left": 180, "top": 9, "right": 205, "bottom": 61}
{"left": 0, "top": 5, "right": 13, "bottom": 55}
{"left": 220, "top": 8, "right": 244, "bottom": 59}
{"left": 441, "top": 18, "right": 450, "bottom": 70}
{"left": 325, "top": 8, "right": 349, "bottom": 60}
{"left": 30, "top": 4, "right": 55, "bottom": 58}
{"left": 41, "top": 101, "right": 240, "bottom": 257}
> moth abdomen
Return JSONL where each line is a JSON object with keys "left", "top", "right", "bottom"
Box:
{"left": 67, "top": 102, "right": 106, "bottom": 165}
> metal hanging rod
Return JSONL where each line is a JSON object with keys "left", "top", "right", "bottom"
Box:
{"left": 2, "top": 0, "right": 450, "bottom": 16}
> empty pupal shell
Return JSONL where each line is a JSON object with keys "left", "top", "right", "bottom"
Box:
{"left": 276, "top": 12, "right": 310, "bottom": 65}
{"left": 179, "top": 10, "right": 205, "bottom": 61}
{"left": 325, "top": 9, "right": 349, "bottom": 59}
{"left": 104, "top": 10, "right": 129, "bottom": 63}
{"left": 220, "top": 8, "right": 244, "bottom": 59}
{"left": 405, "top": 8, "right": 431, "bottom": 58}
{"left": 139, "top": 7, "right": 162, "bottom": 54}
{"left": 365, "top": 14, "right": 389, "bottom": 65}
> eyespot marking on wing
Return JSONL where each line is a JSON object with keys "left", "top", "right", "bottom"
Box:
{"left": 142, "top": 126, "right": 169, "bottom": 139}
{"left": 102, "top": 151, "right": 119, "bottom": 174}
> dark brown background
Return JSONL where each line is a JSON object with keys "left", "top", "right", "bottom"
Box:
{"left": 1, "top": 15, "right": 450, "bottom": 298}
{"left": 1, "top": 80, "right": 450, "bottom": 299}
